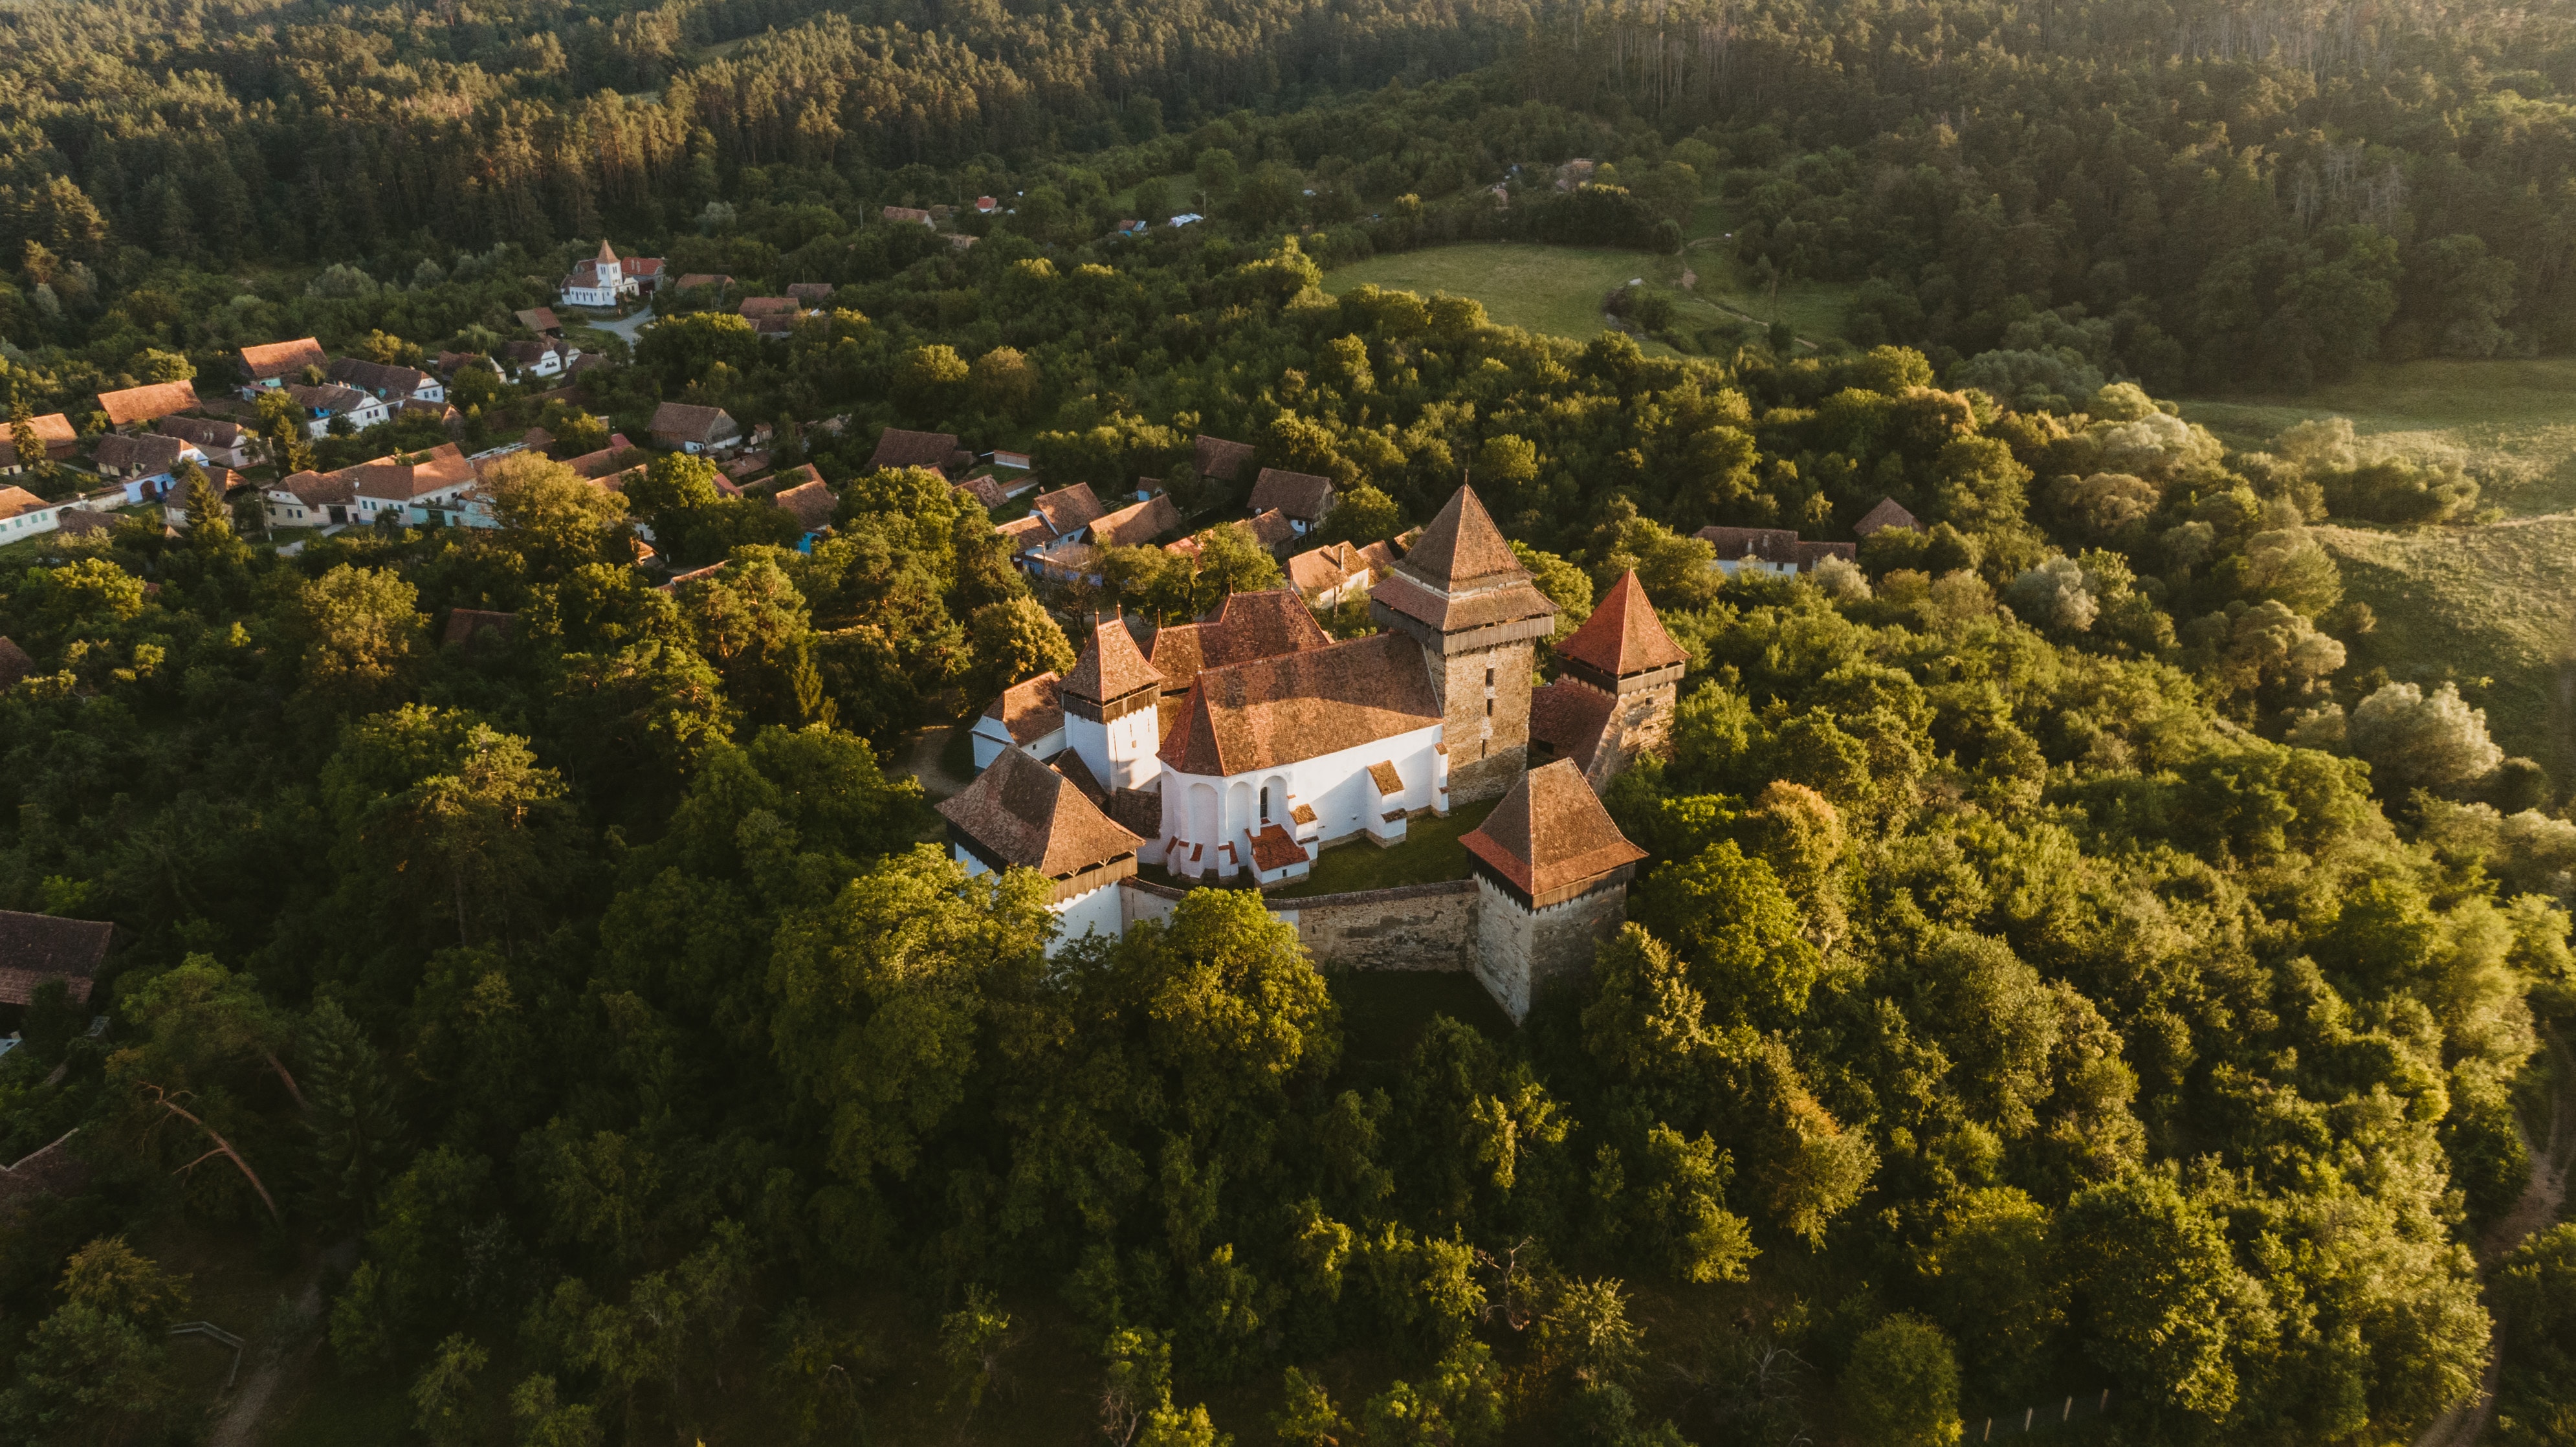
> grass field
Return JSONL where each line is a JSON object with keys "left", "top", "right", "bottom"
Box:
{"left": 2180, "top": 357, "right": 2576, "bottom": 516}
{"left": 1265, "top": 797, "right": 1499, "bottom": 899}
{"left": 2315, "top": 516, "right": 2576, "bottom": 780}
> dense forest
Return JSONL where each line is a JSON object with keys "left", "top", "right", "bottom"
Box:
{"left": 3, "top": 0, "right": 2575, "bottom": 1443}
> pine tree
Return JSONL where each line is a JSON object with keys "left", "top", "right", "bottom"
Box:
{"left": 301, "top": 998, "right": 406, "bottom": 1226}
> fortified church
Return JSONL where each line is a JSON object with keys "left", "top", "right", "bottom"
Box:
{"left": 938, "top": 483, "right": 1688, "bottom": 1020}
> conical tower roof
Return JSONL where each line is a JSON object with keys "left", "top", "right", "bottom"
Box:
{"left": 1062, "top": 614, "right": 1162, "bottom": 703}
{"left": 596, "top": 239, "right": 619, "bottom": 264}
{"left": 1371, "top": 483, "right": 1556, "bottom": 636}
{"left": 1460, "top": 759, "right": 1646, "bottom": 907}
{"left": 1554, "top": 570, "right": 1685, "bottom": 679}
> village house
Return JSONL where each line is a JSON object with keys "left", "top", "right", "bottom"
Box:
{"left": 952, "top": 474, "right": 1010, "bottom": 511}
{"left": 98, "top": 381, "right": 198, "bottom": 429}
{"left": 769, "top": 467, "right": 837, "bottom": 547}
{"left": 786, "top": 283, "right": 835, "bottom": 306}
{"left": 162, "top": 465, "right": 252, "bottom": 529}
{"left": 0, "top": 635, "right": 32, "bottom": 689}
{"left": 0, "top": 909, "right": 115, "bottom": 1007}
{"left": 1286, "top": 538, "right": 1394, "bottom": 608}
{"left": 1027, "top": 492, "right": 1182, "bottom": 586}
{"left": 1854, "top": 496, "right": 1920, "bottom": 536}
{"left": 90, "top": 432, "right": 206, "bottom": 500}
{"left": 649, "top": 402, "right": 742, "bottom": 456}
{"left": 265, "top": 468, "right": 357, "bottom": 528}
{"left": 347, "top": 443, "right": 479, "bottom": 524}
{"left": 1244, "top": 507, "right": 1298, "bottom": 557}
{"left": 882, "top": 206, "right": 935, "bottom": 228}
{"left": 1693, "top": 525, "right": 1857, "bottom": 577}
{"left": 0, "top": 485, "right": 71, "bottom": 543}
{"left": 325, "top": 357, "right": 446, "bottom": 406}
{"left": 867, "top": 427, "right": 972, "bottom": 477}
{"left": 283, "top": 382, "right": 389, "bottom": 438}
{"left": 971, "top": 671, "right": 1068, "bottom": 770}
{"left": 1194, "top": 434, "right": 1255, "bottom": 491}
{"left": 1248, "top": 467, "right": 1335, "bottom": 537}
{"left": 51, "top": 508, "right": 120, "bottom": 542}
{"left": 157, "top": 415, "right": 258, "bottom": 469}
{"left": 671, "top": 273, "right": 732, "bottom": 294}
{"left": 504, "top": 339, "right": 578, "bottom": 379}
{"left": 514, "top": 307, "right": 563, "bottom": 336}
{"left": 0, "top": 412, "right": 77, "bottom": 473}
{"left": 236, "top": 338, "right": 328, "bottom": 397}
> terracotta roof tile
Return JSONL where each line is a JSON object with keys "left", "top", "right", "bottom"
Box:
{"left": 1855, "top": 497, "right": 1919, "bottom": 536}
{"left": 0, "top": 636, "right": 32, "bottom": 690}
{"left": 1555, "top": 571, "right": 1686, "bottom": 678}
{"left": 1147, "top": 590, "right": 1330, "bottom": 695}
{"left": 0, "top": 413, "right": 76, "bottom": 467}
{"left": 1048, "top": 748, "right": 1107, "bottom": 804}
{"left": 996, "top": 514, "right": 1049, "bottom": 551}
{"left": 1695, "top": 525, "right": 1801, "bottom": 564}
{"left": 954, "top": 475, "right": 1009, "bottom": 510}
{"left": 1250, "top": 823, "right": 1308, "bottom": 871}
{"left": 157, "top": 415, "right": 246, "bottom": 449}
{"left": 982, "top": 671, "right": 1064, "bottom": 744}
{"left": 0, "top": 486, "right": 45, "bottom": 521}
{"left": 1288, "top": 541, "right": 1371, "bottom": 598}
{"left": 1088, "top": 494, "right": 1180, "bottom": 547}
{"left": 98, "top": 381, "right": 199, "bottom": 426}
{"left": 239, "top": 338, "right": 327, "bottom": 381}
{"left": 515, "top": 307, "right": 562, "bottom": 333}
{"left": 1529, "top": 678, "right": 1614, "bottom": 772}
{"left": 93, "top": 432, "right": 193, "bottom": 473}
{"left": 1062, "top": 616, "right": 1162, "bottom": 703}
{"left": 1290, "top": 801, "right": 1317, "bottom": 826}
{"left": 936, "top": 746, "right": 1143, "bottom": 876}
{"left": 1032, "top": 483, "right": 1106, "bottom": 538}
{"left": 0, "top": 909, "right": 113, "bottom": 1006}
{"left": 1246, "top": 509, "right": 1296, "bottom": 552}
{"left": 1195, "top": 434, "right": 1255, "bottom": 483}
{"left": 773, "top": 475, "right": 837, "bottom": 534}
{"left": 869, "top": 427, "right": 966, "bottom": 474}
{"left": 1159, "top": 632, "right": 1439, "bottom": 777}
{"left": 1249, "top": 467, "right": 1334, "bottom": 520}
{"left": 649, "top": 402, "right": 736, "bottom": 444}
{"left": 1460, "top": 760, "right": 1646, "bottom": 905}
{"left": 1396, "top": 484, "right": 1521, "bottom": 590}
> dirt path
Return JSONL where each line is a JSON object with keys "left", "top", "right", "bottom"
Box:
{"left": 203, "top": 1259, "right": 329, "bottom": 1447}
{"left": 897, "top": 724, "right": 973, "bottom": 801}
{"left": 2412, "top": 1030, "right": 2573, "bottom": 1447}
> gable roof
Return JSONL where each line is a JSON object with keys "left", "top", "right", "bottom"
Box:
{"left": 649, "top": 401, "right": 736, "bottom": 444}
{"left": 239, "top": 338, "right": 328, "bottom": 382}
{"left": 1062, "top": 616, "right": 1162, "bottom": 704}
{"left": 936, "top": 745, "right": 1143, "bottom": 878}
{"left": 1146, "top": 589, "right": 1331, "bottom": 695}
{"left": 349, "top": 444, "right": 474, "bottom": 502}
{"left": 738, "top": 296, "right": 799, "bottom": 318}
{"left": 996, "top": 514, "right": 1050, "bottom": 552}
{"left": 1088, "top": 494, "right": 1180, "bottom": 549}
{"left": 983, "top": 670, "right": 1066, "bottom": 744}
{"left": 1529, "top": 678, "right": 1616, "bottom": 773}
{"left": 93, "top": 432, "right": 194, "bottom": 473}
{"left": 1, "top": 412, "right": 76, "bottom": 466}
{"left": 285, "top": 382, "right": 373, "bottom": 415}
{"left": 0, "top": 909, "right": 115, "bottom": 1006}
{"left": 1245, "top": 509, "right": 1296, "bottom": 553}
{"left": 1031, "top": 482, "right": 1106, "bottom": 538}
{"left": 1855, "top": 496, "right": 1919, "bottom": 536}
{"left": 1158, "top": 632, "right": 1440, "bottom": 777}
{"left": 1460, "top": 760, "right": 1647, "bottom": 907}
{"left": 326, "top": 357, "right": 436, "bottom": 397}
{"left": 869, "top": 427, "right": 967, "bottom": 474}
{"left": 0, "top": 485, "right": 49, "bottom": 521}
{"left": 1555, "top": 570, "right": 1685, "bottom": 679}
{"left": 157, "top": 415, "right": 247, "bottom": 448}
{"left": 1194, "top": 434, "right": 1255, "bottom": 483}
{"left": 773, "top": 475, "right": 837, "bottom": 534}
{"left": 1248, "top": 467, "right": 1334, "bottom": 520}
{"left": 953, "top": 475, "right": 1009, "bottom": 511}
{"left": 786, "top": 282, "right": 835, "bottom": 305}
{"left": 52, "top": 507, "right": 116, "bottom": 538}
{"left": 1287, "top": 541, "right": 1370, "bottom": 598}
{"left": 98, "top": 380, "right": 199, "bottom": 426}
{"left": 273, "top": 469, "right": 357, "bottom": 507}
{"left": 514, "top": 307, "right": 562, "bottom": 333}
{"left": 1372, "top": 483, "right": 1555, "bottom": 634}
{"left": 0, "top": 635, "right": 32, "bottom": 690}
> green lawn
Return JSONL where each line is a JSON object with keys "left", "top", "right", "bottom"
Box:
{"left": 1326, "top": 243, "right": 1673, "bottom": 351}
{"left": 2313, "top": 516, "right": 2576, "bottom": 780}
{"left": 1266, "top": 797, "right": 1498, "bottom": 899}
{"left": 2181, "top": 357, "right": 2576, "bottom": 516}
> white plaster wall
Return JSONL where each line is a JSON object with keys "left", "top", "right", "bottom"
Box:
{"left": 1159, "top": 724, "right": 1443, "bottom": 874}
{"left": 1068, "top": 705, "right": 1162, "bottom": 791}
{"left": 1048, "top": 881, "right": 1124, "bottom": 956}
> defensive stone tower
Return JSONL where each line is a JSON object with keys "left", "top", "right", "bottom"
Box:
{"left": 1370, "top": 485, "right": 1558, "bottom": 804}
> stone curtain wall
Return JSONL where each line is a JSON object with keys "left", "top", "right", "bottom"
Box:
{"left": 1120, "top": 878, "right": 1478, "bottom": 973}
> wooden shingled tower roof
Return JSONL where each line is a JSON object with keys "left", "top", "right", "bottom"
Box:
{"left": 1552, "top": 570, "right": 1686, "bottom": 681}
{"left": 1460, "top": 760, "right": 1647, "bottom": 909}
{"left": 1062, "top": 615, "right": 1163, "bottom": 705}
{"left": 1371, "top": 483, "right": 1556, "bottom": 636}
{"left": 935, "top": 746, "right": 1143, "bottom": 880}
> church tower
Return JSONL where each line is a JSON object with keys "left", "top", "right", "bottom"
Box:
{"left": 1061, "top": 615, "right": 1165, "bottom": 793}
{"left": 1539, "top": 569, "right": 1686, "bottom": 788}
{"left": 1371, "top": 485, "right": 1558, "bottom": 804}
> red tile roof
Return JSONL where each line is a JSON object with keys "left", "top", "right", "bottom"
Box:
{"left": 98, "top": 380, "right": 199, "bottom": 426}
{"left": 1554, "top": 570, "right": 1685, "bottom": 678}
{"left": 0, "top": 909, "right": 113, "bottom": 1006}
{"left": 239, "top": 338, "right": 327, "bottom": 382}
{"left": 1159, "top": 632, "right": 1439, "bottom": 777}
{"left": 1249, "top": 823, "right": 1308, "bottom": 872}
{"left": 1460, "top": 760, "right": 1646, "bottom": 906}
{"left": 1063, "top": 617, "right": 1162, "bottom": 704}
{"left": 936, "top": 745, "right": 1143, "bottom": 876}
{"left": 1146, "top": 589, "right": 1331, "bottom": 694}
{"left": 1, "top": 412, "right": 76, "bottom": 466}
{"left": 1249, "top": 467, "right": 1334, "bottom": 520}
{"left": 984, "top": 672, "right": 1064, "bottom": 744}
{"left": 1855, "top": 497, "right": 1919, "bottom": 536}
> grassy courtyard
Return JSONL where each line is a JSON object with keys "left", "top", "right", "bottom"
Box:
{"left": 1266, "top": 796, "right": 1498, "bottom": 900}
